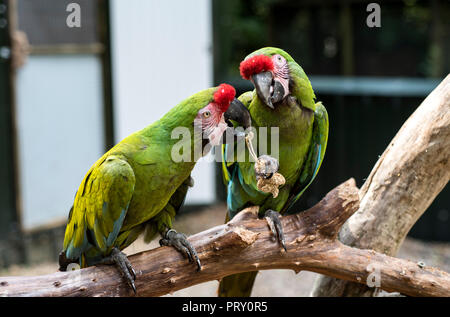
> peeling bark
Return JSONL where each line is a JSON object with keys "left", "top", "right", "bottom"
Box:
{"left": 1, "top": 180, "right": 449, "bottom": 297}
{"left": 311, "top": 75, "right": 450, "bottom": 297}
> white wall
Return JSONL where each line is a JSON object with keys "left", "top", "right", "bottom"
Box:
{"left": 110, "top": 0, "right": 215, "bottom": 204}
{"left": 16, "top": 55, "right": 105, "bottom": 230}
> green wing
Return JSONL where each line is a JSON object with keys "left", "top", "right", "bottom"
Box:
{"left": 63, "top": 154, "right": 136, "bottom": 262}
{"left": 142, "top": 175, "right": 193, "bottom": 243}
{"left": 282, "top": 101, "right": 328, "bottom": 214}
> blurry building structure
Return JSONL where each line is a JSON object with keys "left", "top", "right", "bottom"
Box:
{"left": 0, "top": 0, "right": 448, "bottom": 267}
{"left": 0, "top": 0, "right": 213, "bottom": 267}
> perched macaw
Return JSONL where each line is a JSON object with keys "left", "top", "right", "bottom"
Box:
{"left": 58, "top": 84, "right": 250, "bottom": 292}
{"left": 219, "top": 47, "right": 329, "bottom": 297}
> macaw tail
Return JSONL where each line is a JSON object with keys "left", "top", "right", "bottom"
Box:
{"left": 218, "top": 271, "right": 258, "bottom": 297}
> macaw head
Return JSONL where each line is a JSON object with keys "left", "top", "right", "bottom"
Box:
{"left": 239, "top": 47, "right": 315, "bottom": 111}
{"left": 194, "top": 83, "right": 250, "bottom": 146}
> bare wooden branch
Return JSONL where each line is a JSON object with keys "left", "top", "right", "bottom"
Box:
{"left": 312, "top": 75, "right": 450, "bottom": 296}
{"left": 1, "top": 179, "right": 449, "bottom": 297}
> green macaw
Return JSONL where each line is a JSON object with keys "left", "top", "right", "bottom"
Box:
{"left": 219, "top": 47, "right": 329, "bottom": 297}
{"left": 58, "top": 84, "right": 250, "bottom": 293}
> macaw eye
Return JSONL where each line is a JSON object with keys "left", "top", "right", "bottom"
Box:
{"left": 203, "top": 111, "right": 211, "bottom": 118}
{"left": 274, "top": 55, "right": 286, "bottom": 66}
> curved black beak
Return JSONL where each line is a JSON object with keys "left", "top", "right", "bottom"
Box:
{"left": 222, "top": 98, "right": 251, "bottom": 145}
{"left": 224, "top": 98, "right": 251, "bottom": 129}
{"left": 252, "top": 71, "right": 274, "bottom": 109}
{"left": 271, "top": 80, "right": 285, "bottom": 105}
{"left": 252, "top": 71, "right": 285, "bottom": 109}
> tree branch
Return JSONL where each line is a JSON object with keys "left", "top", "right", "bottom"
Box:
{"left": 1, "top": 179, "right": 449, "bottom": 297}
{"left": 311, "top": 74, "right": 450, "bottom": 296}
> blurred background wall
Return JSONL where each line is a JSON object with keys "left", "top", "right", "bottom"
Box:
{"left": 0, "top": 0, "right": 448, "bottom": 269}
{"left": 110, "top": 0, "right": 215, "bottom": 205}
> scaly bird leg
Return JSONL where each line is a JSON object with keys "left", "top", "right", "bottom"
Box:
{"left": 160, "top": 229, "right": 202, "bottom": 271}
{"left": 264, "top": 210, "right": 287, "bottom": 251}
{"left": 97, "top": 247, "right": 136, "bottom": 293}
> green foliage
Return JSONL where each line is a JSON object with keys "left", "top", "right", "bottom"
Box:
{"left": 214, "top": 0, "right": 449, "bottom": 79}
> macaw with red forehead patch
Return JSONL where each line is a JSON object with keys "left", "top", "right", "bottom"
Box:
{"left": 219, "top": 47, "right": 329, "bottom": 297}
{"left": 59, "top": 84, "right": 250, "bottom": 293}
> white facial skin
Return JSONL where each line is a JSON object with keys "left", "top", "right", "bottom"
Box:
{"left": 194, "top": 103, "right": 228, "bottom": 147}
{"left": 271, "top": 54, "right": 290, "bottom": 100}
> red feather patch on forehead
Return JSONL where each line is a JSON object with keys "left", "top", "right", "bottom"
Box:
{"left": 239, "top": 55, "right": 274, "bottom": 80}
{"left": 213, "top": 83, "right": 235, "bottom": 112}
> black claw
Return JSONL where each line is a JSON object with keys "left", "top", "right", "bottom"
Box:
{"left": 184, "top": 247, "right": 193, "bottom": 262}
{"left": 127, "top": 263, "right": 137, "bottom": 281}
{"left": 98, "top": 247, "right": 137, "bottom": 293}
{"left": 182, "top": 239, "right": 201, "bottom": 271}
{"left": 162, "top": 229, "right": 202, "bottom": 271}
{"left": 130, "top": 280, "right": 137, "bottom": 294}
{"left": 264, "top": 210, "right": 287, "bottom": 251}
{"left": 122, "top": 263, "right": 136, "bottom": 294}
{"left": 194, "top": 252, "right": 202, "bottom": 271}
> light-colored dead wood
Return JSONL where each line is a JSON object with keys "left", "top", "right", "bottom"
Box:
{"left": 1, "top": 179, "right": 449, "bottom": 297}
{"left": 312, "top": 75, "right": 450, "bottom": 297}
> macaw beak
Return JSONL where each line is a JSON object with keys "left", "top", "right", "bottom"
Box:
{"left": 204, "top": 98, "right": 252, "bottom": 147}
{"left": 224, "top": 98, "right": 251, "bottom": 129}
{"left": 252, "top": 71, "right": 285, "bottom": 109}
{"left": 220, "top": 98, "right": 251, "bottom": 145}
